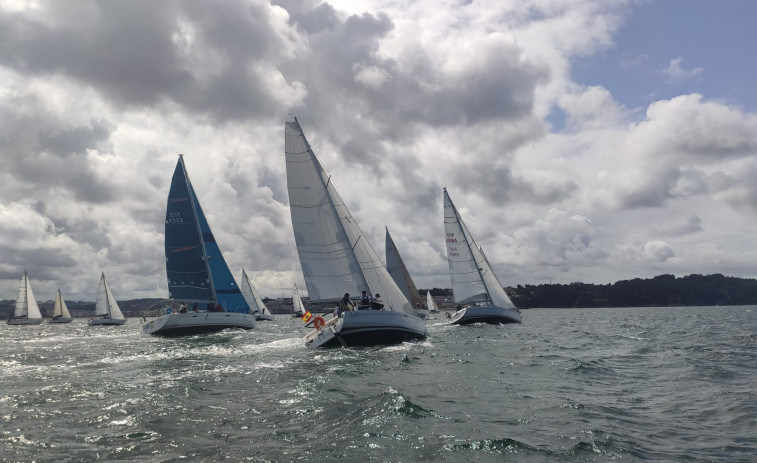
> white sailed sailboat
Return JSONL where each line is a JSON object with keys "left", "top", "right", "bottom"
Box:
{"left": 443, "top": 188, "right": 522, "bottom": 325}
{"left": 292, "top": 284, "right": 307, "bottom": 318}
{"left": 142, "top": 155, "right": 256, "bottom": 336}
{"left": 89, "top": 273, "right": 127, "bottom": 326}
{"left": 426, "top": 290, "right": 440, "bottom": 314}
{"left": 241, "top": 269, "right": 275, "bottom": 321}
{"left": 285, "top": 118, "right": 427, "bottom": 348}
{"left": 7, "top": 271, "right": 43, "bottom": 325}
{"left": 386, "top": 227, "right": 427, "bottom": 318}
{"left": 49, "top": 288, "right": 73, "bottom": 323}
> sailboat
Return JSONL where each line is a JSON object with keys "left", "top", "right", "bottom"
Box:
{"left": 285, "top": 118, "right": 427, "bottom": 348}
{"left": 426, "top": 290, "right": 440, "bottom": 314}
{"left": 443, "top": 188, "right": 522, "bottom": 325}
{"left": 89, "top": 273, "right": 127, "bottom": 326}
{"left": 292, "top": 284, "right": 307, "bottom": 318}
{"left": 7, "top": 271, "right": 43, "bottom": 325}
{"left": 142, "top": 155, "right": 256, "bottom": 336}
{"left": 49, "top": 288, "right": 73, "bottom": 323}
{"left": 240, "top": 269, "right": 275, "bottom": 321}
{"left": 385, "top": 227, "right": 427, "bottom": 318}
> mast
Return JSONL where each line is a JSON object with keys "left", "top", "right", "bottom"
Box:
{"left": 180, "top": 155, "right": 218, "bottom": 305}
{"left": 444, "top": 188, "right": 493, "bottom": 305}
{"left": 290, "top": 118, "right": 371, "bottom": 297}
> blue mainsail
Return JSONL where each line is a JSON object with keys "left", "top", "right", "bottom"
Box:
{"left": 165, "top": 156, "right": 249, "bottom": 313}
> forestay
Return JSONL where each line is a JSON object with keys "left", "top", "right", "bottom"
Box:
{"left": 443, "top": 189, "right": 516, "bottom": 309}
{"left": 285, "top": 119, "right": 413, "bottom": 315}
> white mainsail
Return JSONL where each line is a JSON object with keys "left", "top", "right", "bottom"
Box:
{"left": 52, "top": 289, "right": 72, "bottom": 318}
{"left": 14, "top": 271, "right": 42, "bottom": 319}
{"left": 240, "top": 269, "right": 272, "bottom": 316}
{"left": 292, "top": 283, "right": 306, "bottom": 316}
{"left": 285, "top": 118, "right": 413, "bottom": 315}
{"left": 95, "top": 273, "right": 125, "bottom": 319}
{"left": 426, "top": 290, "right": 439, "bottom": 312}
{"left": 443, "top": 189, "right": 516, "bottom": 309}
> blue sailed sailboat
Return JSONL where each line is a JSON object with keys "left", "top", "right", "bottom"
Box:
{"left": 142, "top": 155, "right": 256, "bottom": 335}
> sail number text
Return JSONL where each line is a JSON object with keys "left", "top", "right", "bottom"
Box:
{"left": 167, "top": 212, "right": 184, "bottom": 223}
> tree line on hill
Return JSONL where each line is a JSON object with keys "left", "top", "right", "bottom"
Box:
{"left": 504, "top": 273, "right": 757, "bottom": 308}
{"left": 3, "top": 273, "right": 756, "bottom": 318}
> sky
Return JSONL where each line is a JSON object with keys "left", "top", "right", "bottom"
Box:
{"left": 2, "top": 0, "right": 757, "bottom": 302}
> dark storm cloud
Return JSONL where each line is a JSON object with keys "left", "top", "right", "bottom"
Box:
{"left": 277, "top": 2, "right": 548, "bottom": 172}
{"left": 0, "top": 245, "right": 77, "bottom": 276}
{"left": 38, "top": 118, "right": 115, "bottom": 157}
{"left": 455, "top": 163, "right": 578, "bottom": 206}
{"left": 0, "top": 94, "right": 117, "bottom": 204}
{"left": 0, "top": 2, "right": 187, "bottom": 106}
{"left": 0, "top": 1, "right": 298, "bottom": 123}
{"left": 275, "top": 0, "right": 339, "bottom": 34}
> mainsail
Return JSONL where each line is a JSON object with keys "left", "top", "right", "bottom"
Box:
{"left": 385, "top": 228, "right": 424, "bottom": 308}
{"left": 443, "top": 189, "right": 516, "bottom": 309}
{"left": 285, "top": 119, "right": 413, "bottom": 315}
{"left": 52, "top": 289, "right": 72, "bottom": 318}
{"left": 164, "top": 156, "right": 249, "bottom": 313}
{"left": 292, "top": 283, "right": 306, "bottom": 316}
{"left": 14, "top": 271, "right": 42, "bottom": 319}
{"left": 240, "top": 269, "right": 271, "bottom": 316}
{"left": 95, "top": 273, "right": 125, "bottom": 319}
{"left": 426, "top": 290, "right": 439, "bottom": 312}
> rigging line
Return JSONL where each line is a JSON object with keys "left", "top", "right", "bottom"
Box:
{"left": 273, "top": 209, "right": 284, "bottom": 299}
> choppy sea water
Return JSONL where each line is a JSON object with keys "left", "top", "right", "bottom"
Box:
{"left": 1, "top": 306, "right": 755, "bottom": 462}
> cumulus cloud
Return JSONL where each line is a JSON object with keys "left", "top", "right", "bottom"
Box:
{"left": 663, "top": 57, "right": 703, "bottom": 83}
{"left": 0, "top": 0, "right": 756, "bottom": 300}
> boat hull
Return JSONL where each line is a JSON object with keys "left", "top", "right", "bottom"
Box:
{"left": 448, "top": 305, "right": 522, "bottom": 325}
{"left": 7, "top": 318, "right": 44, "bottom": 325}
{"left": 48, "top": 318, "right": 73, "bottom": 324}
{"left": 304, "top": 310, "right": 427, "bottom": 348}
{"left": 254, "top": 313, "right": 275, "bottom": 322}
{"left": 142, "top": 312, "right": 256, "bottom": 336}
{"left": 89, "top": 318, "right": 127, "bottom": 326}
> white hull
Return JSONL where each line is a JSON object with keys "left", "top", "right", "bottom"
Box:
{"left": 48, "top": 318, "right": 73, "bottom": 324}
{"left": 89, "top": 317, "right": 127, "bottom": 326}
{"left": 304, "top": 310, "right": 427, "bottom": 348}
{"left": 254, "top": 313, "right": 275, "bottom": 322}
{"left": 448, "top": 305, "right": 522, "bottom": 325}
{"left": 142, "top": 312, "right": 256, "bottom": 336}
{"left": 7, "top": 317, "right": 43, "bottom": 325}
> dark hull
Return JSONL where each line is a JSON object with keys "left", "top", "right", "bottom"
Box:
{"left": 305, "top": 310, "right": 427, "bottom": 348}
{"left": 142, "top": 312, "right": 256, "bottom": 336}
{"left": 146, "top": 324, "right": 254, "bottom": 337}
{"left": 317, "top": 325, "right": 427, "bottom": 348}
{"left": 449, "top": 305, "right": 522, "bottom": 325}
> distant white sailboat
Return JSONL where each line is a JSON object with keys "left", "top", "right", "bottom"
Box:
{"left": 386, "top": 227, "right": 427, "bottom": 318}
{"left": 426, "top": 290, "right": 439, "bottom": 314}
{"left": 292, "top": 283, "right": 307, "bottom": 318}
{"left": 89, "top": 273, "right": 127, "bottom": 326}
{"left": 7, "top": 271, "right": 43, "bottom": 325}
{"left": 443, "top": 188, "right": 522, "bottom": 325}
{"left": 241, "top": 269, "right": 275, "bottom": 321}
{"left": 142, "top": 156, "right": 256, "bottom": 335}
{"left": 285, "top": 118, "right": 427, "bottom": 347}
{"left": 49, "top": 288, "right": 73, "bottom": 323}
